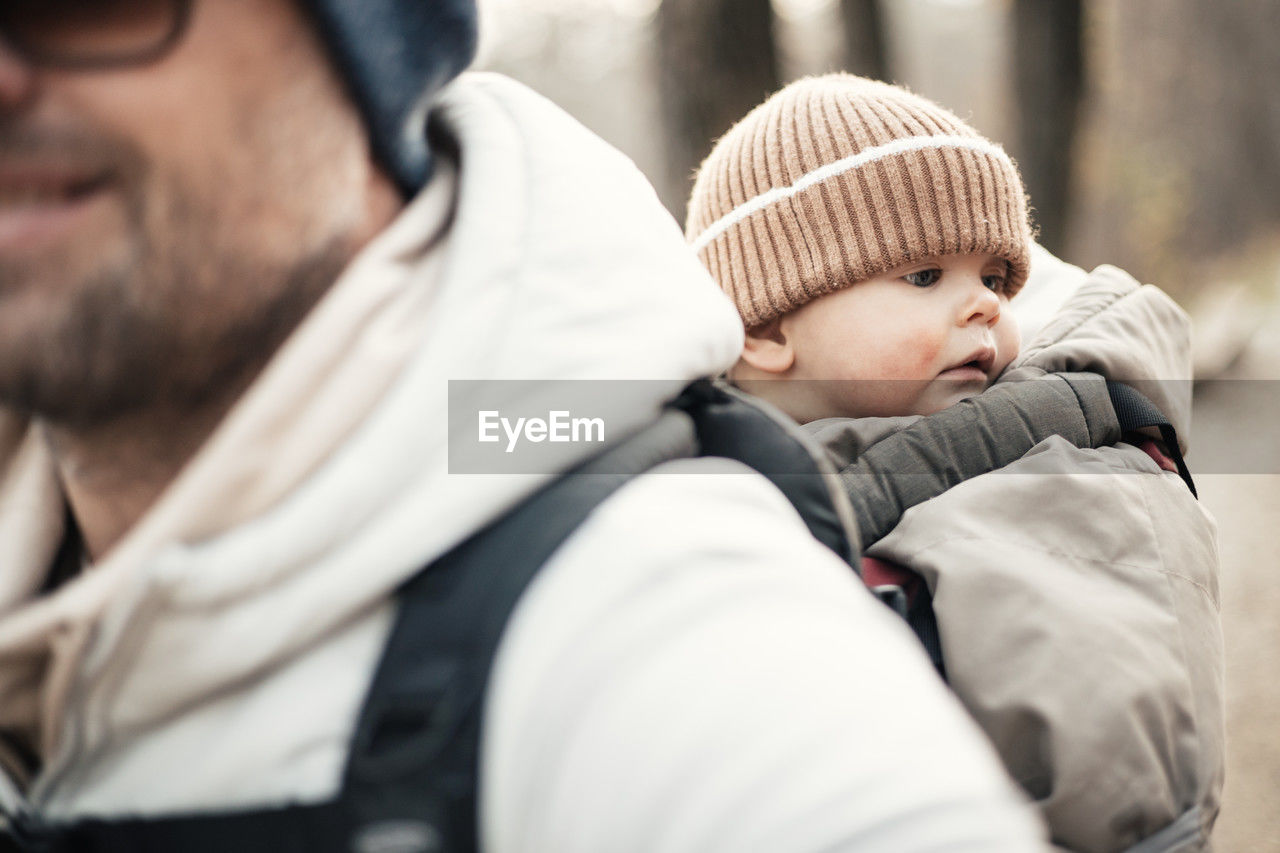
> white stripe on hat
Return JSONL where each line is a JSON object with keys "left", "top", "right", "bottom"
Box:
{"left": 690, "top": 134, "right": 1013, "bottom": 253}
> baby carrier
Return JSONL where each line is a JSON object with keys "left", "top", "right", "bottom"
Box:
{"left": 6, "top": 376, "right": 1183, "bottom": 853}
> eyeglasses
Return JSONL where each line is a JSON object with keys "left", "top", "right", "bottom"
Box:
{"left": 0, "top": 0, "right": 192, "bottom": 70}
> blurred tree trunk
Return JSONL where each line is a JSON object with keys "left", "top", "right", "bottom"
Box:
{"left": 839, "top": 0, "right": 888, "bottom": 80}
{"left": 1011, "top": 0, "right": 1083, "bottom": 254}
{"left": 1069, "top": 0, "right": 1280, "bottom": 301}
{"left": 658, "top": 0, "right": 780, "bottom": 221}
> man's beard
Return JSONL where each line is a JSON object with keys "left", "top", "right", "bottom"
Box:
{"left": 0, "top": 127, "right": 355, "bottom": 428}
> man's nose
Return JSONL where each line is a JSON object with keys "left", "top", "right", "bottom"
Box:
{"left": 960, "top": 278, "right": 1002, "bottom": 326}
{"left": 0, "top": 38, "right": 37, "bottom": 110}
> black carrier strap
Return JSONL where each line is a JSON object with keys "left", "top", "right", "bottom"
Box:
{"left": 6, "top": 804, "right": 348, "bottom": 853}
{"left": 1106, "top": 381, "right": 1197, "bottom": 498}
{"left": 341, "top": 381, "right": 856, "bottom": 851}
{"left": 672, "top": 381, "right": 857, "bottom": 563}
{"left": 10, "top": 381, "right": 856, "bottom": 853}
{"left": 338, "top": 404, "right": 709, "bottom": 852}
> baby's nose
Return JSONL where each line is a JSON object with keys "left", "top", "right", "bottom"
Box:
{"left": 961, "top": 280, "right": 1001, "bottom": 325}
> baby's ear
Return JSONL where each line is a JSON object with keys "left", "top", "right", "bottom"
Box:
{"left": 740, "top": 318, "right": 795, "bottom": 375}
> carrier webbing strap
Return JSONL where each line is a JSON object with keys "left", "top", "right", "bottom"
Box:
{"left": 1106, "top": 381, "right": 1197, "bottom": 498}
{"left": 6, "top": 803, "right": 347, "bottom": 853}
{"left": 673, "top": 381, "right": 859, "bottom": 563}
{"left": 339, "top": 406, "right": 704, "bottom": 852}
{"left": 341, "top": 382, "right": 859, "bottom": 851}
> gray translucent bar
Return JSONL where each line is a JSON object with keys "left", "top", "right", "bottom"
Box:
{"left": 1189, "top": 380, "right": 1280, "bottom": 474}
{"left": 446, "top": 379, "right": 1280, "bottom": 475}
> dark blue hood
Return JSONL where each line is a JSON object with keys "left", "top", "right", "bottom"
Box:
{"left": 304, "top": 0, "right": 478, "bottom": 194}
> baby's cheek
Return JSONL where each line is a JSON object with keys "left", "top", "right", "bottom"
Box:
{"left": 890, "top": 332, "right": 948, "bottom": 379}
{"left": 910, "top": 347, "right": 941, "bottom": 376}
{"left": 995, "top": 315, "right": 1021, "bottom": 370}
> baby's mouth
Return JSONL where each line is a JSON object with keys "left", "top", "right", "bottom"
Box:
{"left": 938, "top": 346, "right": 997, "bottom": 381}
{"left": 936, "top": 363, "right": 989, "bottom": 382}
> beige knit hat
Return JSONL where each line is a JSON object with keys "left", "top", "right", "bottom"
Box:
{"left": 686, "top": 74, "right": 1033, "bottom": 329}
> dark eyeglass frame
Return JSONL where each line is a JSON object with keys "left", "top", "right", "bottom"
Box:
{"left": 0, "top": 0, "right": 193, "bottom": 70}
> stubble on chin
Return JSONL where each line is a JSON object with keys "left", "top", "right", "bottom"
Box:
{"left": 0, "top": 133, "right": 352, "bottom": 429}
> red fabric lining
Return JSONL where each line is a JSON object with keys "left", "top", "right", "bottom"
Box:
{"left": 1137, "top": 439, "right": 1179, "bottom": 473}
{"left": 861, "top": 556, "right": 923, "bottom": 605}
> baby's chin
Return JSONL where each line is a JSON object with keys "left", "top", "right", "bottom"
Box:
{"left": 913, "top": 383, "right": 991, "bottom": 416}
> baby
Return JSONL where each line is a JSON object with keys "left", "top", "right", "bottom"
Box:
{"left": 686, "top": 74, "right": 1224, "bottom": 852}
{"left": 686, "top": 74, "right": 1029, "bottom": 423}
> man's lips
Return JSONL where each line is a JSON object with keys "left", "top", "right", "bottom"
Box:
{"left": 0, "top": 167, "right": 113, "bottom": 252}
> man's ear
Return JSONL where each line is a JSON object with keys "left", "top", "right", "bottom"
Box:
{"left": 740, "top": 318, "right": 795, "bottom": 375}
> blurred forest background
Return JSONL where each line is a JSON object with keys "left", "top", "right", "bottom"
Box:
{"left": 475, "top": 1, "right": 1280, "bottom": 849}
{"left": 476, "top": 0, "right": 1280, "bottom": 337}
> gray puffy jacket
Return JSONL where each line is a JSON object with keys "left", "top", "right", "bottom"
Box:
{"left": 812, "top": 264, "right": 1224, "bottom": 853}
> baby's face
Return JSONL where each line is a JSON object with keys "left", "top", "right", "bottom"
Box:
{"left": 779, "top": 252, "right": 1020, "bottom": 418}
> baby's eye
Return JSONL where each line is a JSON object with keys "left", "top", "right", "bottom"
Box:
{"left": 982, "top": 274, "right": 1006, "bottom": 293}
{"left": 904, "top": 269, "right": 941, "bottom": 288}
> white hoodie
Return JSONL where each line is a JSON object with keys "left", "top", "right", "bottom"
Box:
{"left": 0, "top": 73, "right": 1046, "bottom": 851}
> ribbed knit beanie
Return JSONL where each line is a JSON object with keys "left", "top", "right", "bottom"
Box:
{"left": 686, "top": 74, "right": 1033, "bottom": 329}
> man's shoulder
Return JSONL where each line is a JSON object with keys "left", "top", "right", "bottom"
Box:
{"left": 547, "top": 455, "right": 863, "bottom": 601}
{"left": 433, "top": 71, "right": 604, "bottom": 145}
{"left": 433, "top": 71, "right": 548, "bottom": 118}
{"left": 480, "top": 459, "right": 1044, "bottom": 853}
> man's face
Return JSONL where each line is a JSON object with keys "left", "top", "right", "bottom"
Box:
{"left": 0, "top": 0, "right": 397, "bottom": 424}
{"left": 778, "top": 252, "right": 1021, "bottom": 419}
